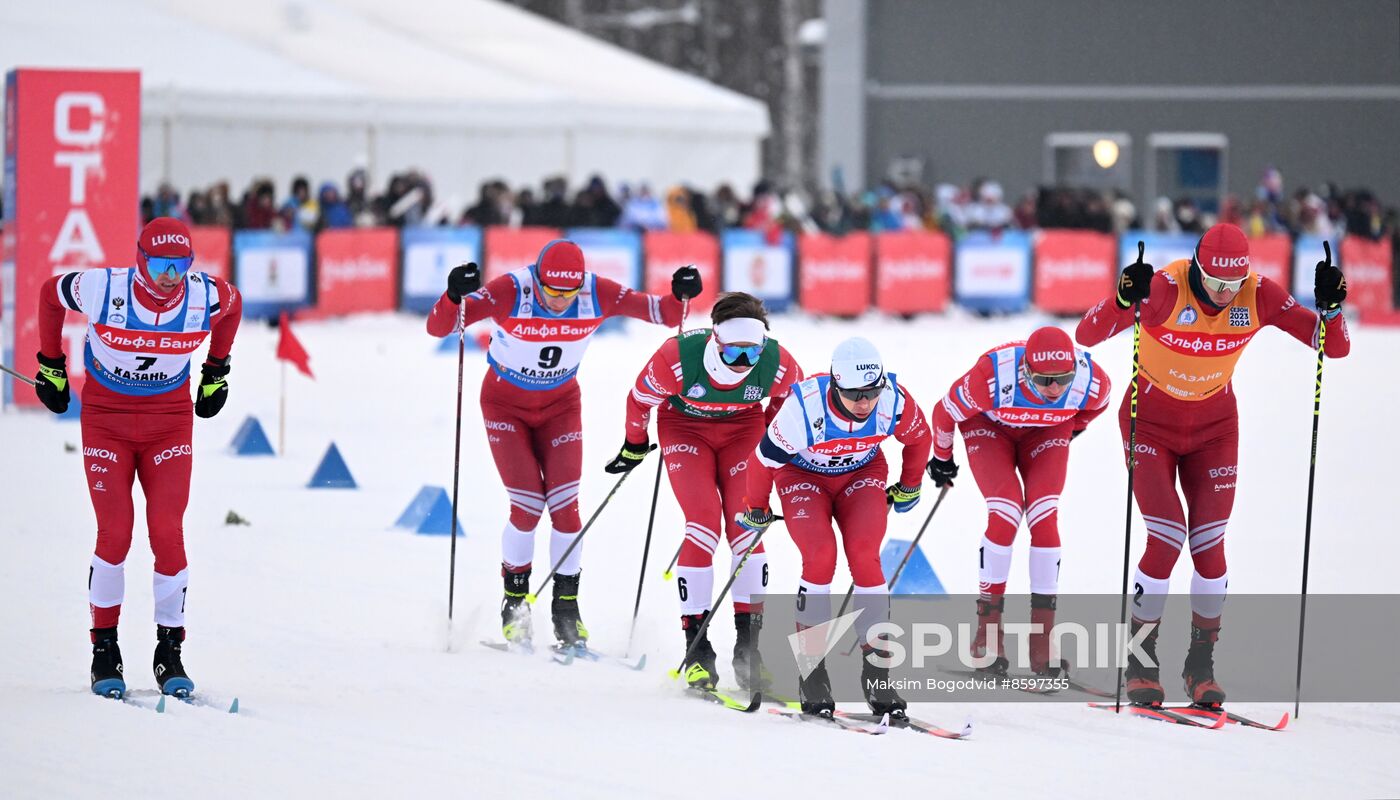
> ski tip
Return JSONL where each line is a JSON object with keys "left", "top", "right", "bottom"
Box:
{"left": 1207, "top": 709, "right": 1228, "bottom": 729}
{"left": 744, "top": 693, "right": 762, "bottom": 713}
{"left": 229, "top": 698, "right": 240, "bottom": 714}
{"left": 1274, "top": 711, "right": 1291, "bottom": 731}
{"left": 156, "top": 696, "right": 167, "bottom": 714}
{"left": 628, "top": 654, "right": 648, "bottom": 671}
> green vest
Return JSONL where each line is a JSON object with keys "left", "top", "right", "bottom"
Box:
{"left": 667, "top": 328, "right": 782, "bottom": 419}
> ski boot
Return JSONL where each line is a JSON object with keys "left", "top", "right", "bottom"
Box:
{"left": 861, "top": 647, "right": 908, "bottom": 719}
{"left": 798, "top": 657, "right": 835, "bottom": 717}
{"left": 680, "top": 613, "right": 719, "bottom": 689}
{"left": 90, "top": 627, "right": 126, "bottom": 698}
{"left": 1125, "top": 619, "right": 1165, "bottom": 705}
{"left": 501, "top": 567, "right": 533, "bottom": 647}
{"left": 972, "top": 595, "right": 1009, "bottom": 675}
{"left": 153, "top": 625, "right": 195, "bottom": 697}
{"left": 1182, "top": 621, "right": 1226, "bottom": 707}
{"left": 733, "top": 612, "right": 770, "bottom": 693}
{"left": 551, "top": 572, "right": 589, "bottom": 651}
{"left": 1029, "top": 593, "right": 1061, "bottom": 677}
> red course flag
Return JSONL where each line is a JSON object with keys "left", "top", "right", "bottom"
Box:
{"left": 277, "top": 311, "right": 314, "bottom": 379}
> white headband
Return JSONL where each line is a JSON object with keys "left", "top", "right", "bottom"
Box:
{"left": 713, "top": 317, "right": 767, "bottom": 345}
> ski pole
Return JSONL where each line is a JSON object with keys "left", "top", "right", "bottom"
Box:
{"left": 838, "top": 484, "right": 952, "bottom": 656}
{"left": 668, "top": 515, "right": 782, "bottom": 682}
{"left": 526, "top": 445, "right": 658, "bottom": 604}
{"left": 1293, "top": 240, "right": 1334, "bottom": 720}
{"left": 1114, "top": 240, "right": 1146, "bottom": 713}
{"left": 447, "top": 301, "right": 467, "bottom": 626}
{"left": 625, "top": 298, "right": 688, "bottom": 657}
{"left": 0, "top": 363, "right": 38, "bottom": 387}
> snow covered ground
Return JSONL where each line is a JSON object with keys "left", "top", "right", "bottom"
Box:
{"left": 3, "top": 310, "right": 1398, "bottom": 798}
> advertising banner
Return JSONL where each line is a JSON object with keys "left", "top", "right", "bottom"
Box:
{"left": 1246, "top": 233, "right": 1291, "bottom": 289}
{"left": 308, "top": 227, "right": 397, "bottom": 318}
{"left": 190, "top": 225, "right": 231, "bottom": 283}
{"left": 484, "top": 226, "right": 560, "bottom": 283}
{"left": 798, "top": 232, "right": 872, "bottom": 316}
{"left": 566, "top": 227, "right": 642, "bottom": 289}
{"left": 954, "top": 230, "right": 1032, "bottom": 313}
{"left": 1340, "top": 235, "right": 1394, "bottom": 319}
{"left": 1033, "top": 230, "right": 1115, "bottom": 315}
{"left": 874, "top": 230, "right": 951, "bottom": 314}
{"left": 2, "top": 69, "right": 140, "bottom": 407}
{"left": 721, "top": 229, "right": 794, "bottom": 312}
{"left": 233, "top": 230, "right": 313, "bottom": 319}
{"left": 401, "top": 226, "right": 482, "bottom": 313}
{"left": 644, "top": 230, "right": 719, "bottom": 316}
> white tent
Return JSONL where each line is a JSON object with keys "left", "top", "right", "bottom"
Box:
{"left": 2, "top": 0, "right": 769, "bottom": 204}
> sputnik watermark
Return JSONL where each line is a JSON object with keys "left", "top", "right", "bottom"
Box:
{"left": 788, "top": 615, "right": 1159, "bottom": 674}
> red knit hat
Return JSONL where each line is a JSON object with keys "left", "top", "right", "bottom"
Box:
{"left": 535, "top": 240, "right": 586, "bottom": 290}
{"left": 138, "top": 217, "right": 193, "bottom": 260}
{"left": 1024, "top": 326, "right": 1076, "bottom": 374}
{"left": 1194, "top": 223, "right": 1250, "bottom": 280}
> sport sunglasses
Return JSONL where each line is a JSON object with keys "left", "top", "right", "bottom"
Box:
{"left": 718, "top": 341, "right": 764, "bottom": 364}
{"left": 1200, "top": 271, "right": 1246, "bottom": 294}
{"left": 144, "top": 252, "right": 194, "bottom": 282}
{"left": 834, "top": 376, "right": 887, "bottom": 402}
{"left": 538, "top": 281, "right": 582, "bottom": 299}
{"left": 1026, "top": 369, "right": 1075, "bottom": 388}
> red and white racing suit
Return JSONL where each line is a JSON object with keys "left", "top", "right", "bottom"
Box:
{"left": 427, "top": 268, "right": 681, "bottom": 576}
{"left": 39, "top": 268, "right": 242, "bottom": 634}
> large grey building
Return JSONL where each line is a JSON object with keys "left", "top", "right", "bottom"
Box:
{"left": 821, "top": 0, "right": 1400, "bottom": 209}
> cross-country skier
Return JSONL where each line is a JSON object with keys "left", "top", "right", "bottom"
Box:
{"left": 606, "top": 292, "right": 803, "bottom": 691}
{"left": 926, "top": 326, "right": 1112, "bottom": 676}
{"left": 33, "top": 217, "right": 243, "bottom": 699}
{"left": 1076, "top": 223, "right": 1350, "bottom": 706}
{"left": 735, "top": 337, "right": 931, "bottom": 717}
{"left": 426, "top": 241, "right": 700, "bottom": 650}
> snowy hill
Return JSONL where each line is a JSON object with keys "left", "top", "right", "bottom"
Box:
{"left": 3, "top": 312, "right": 1398, "bottom": 798}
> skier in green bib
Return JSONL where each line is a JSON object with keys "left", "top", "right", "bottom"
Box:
{"left": 606, "top": 292, "right": 804, "bottom": 690}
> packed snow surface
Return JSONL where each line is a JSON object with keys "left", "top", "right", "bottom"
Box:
{"left": 3, "top": 311, "right": 1397, "bottom": 798}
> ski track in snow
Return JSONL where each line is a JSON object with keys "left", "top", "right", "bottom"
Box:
{"left": 3, "top": 311, "right": 1398, "bottom": 798}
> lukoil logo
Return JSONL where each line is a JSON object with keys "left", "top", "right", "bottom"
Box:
{"left": 149, "top": 233, "right": 190, "bottom": 249}
{"left": 1209, "top": 256, "right": 1249, "bottom": 269}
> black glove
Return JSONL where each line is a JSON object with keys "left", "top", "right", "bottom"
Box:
{"left": 1116, "top": 241, "right": 1154, "bottom": 308}
{"left": 1314, "top": 241, "right": 1347, "bottom": 316}
{"left": 446, "top": 262, "right": 482, "bottom": 304}
{"left": 926, "top": 456, "right": 959, "bottom": 488}
{"left": 603, "top": 439, "right": 652, "bottom": 474}
{"left": 195, "top": 356, "right": 231, "bottom": 419}
{"left": 33, "top": 351, "right": 70, "bottom": 414}
{"left": 671, "top": 265, "right": 702, "bottom": 301}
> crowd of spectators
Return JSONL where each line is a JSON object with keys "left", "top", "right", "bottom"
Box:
{"left": 144, "top": 165, "right": 1397, "bottom": 246}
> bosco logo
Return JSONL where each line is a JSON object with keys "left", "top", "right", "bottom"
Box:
{"left": 153, "top": 445, "right": 192, "bottom": 465}
{"left": 550, "top": 431, "right": 583, "bottom": 448}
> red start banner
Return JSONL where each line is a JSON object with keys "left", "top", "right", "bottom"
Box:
{"left": 2, "top": 69, "right": 140, "bottom": 408}
{"left": 799, "top": 232, "right": 872, "bottom": 316}
{"left": 1247, "top": 233, "right": 1291, "bottom": 289}
{"left": 308, "top": 227, "right": 399, "bottom": 319}
{"left": 1033, "top": 230, "right": 1116, "bottom": 314}
{"left": 644, "top": 231, "right": 718, "bottom": 317}
{"left": 874, "top": 230, "right": 951, "bottom": 314}
{"left": 484, "top": 226, "right": 561, "bottom": 283}
{"left": 190, "top": 225, "right": 231, "bottom": 282}
{"left": 1341, "top": 235, "right": 1394, "bottom": 320}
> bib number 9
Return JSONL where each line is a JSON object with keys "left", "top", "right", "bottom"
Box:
{"left": 538, "top": 346, "right": 563, "bottom": 369}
